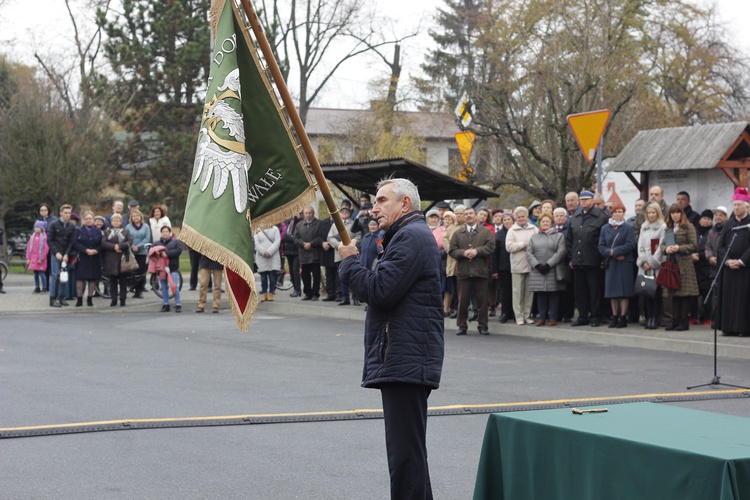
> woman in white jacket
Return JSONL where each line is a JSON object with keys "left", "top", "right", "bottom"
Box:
{"left": 636, "top": 202, "right": 666, "bottom": 329}
{"left": 506, "top": 206, "right": 539, "bottom": 325}
{"left": 254, "top": 225, "right": 281, "bottom": 302}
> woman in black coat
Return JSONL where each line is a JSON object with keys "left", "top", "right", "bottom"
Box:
{"left": 491, "top": 211, "right": 516, "bottom": 323}
{"left": 72, "top": 211, "right": 102, "bottom": 307}
{"left": 100, "top": 213, "right": 133, "bottom": 307}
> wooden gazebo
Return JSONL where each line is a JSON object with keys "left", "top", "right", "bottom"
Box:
{"left": 610, "top": 122, "right": 750, "bottom": 198}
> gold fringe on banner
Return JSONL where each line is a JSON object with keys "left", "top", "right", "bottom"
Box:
{"left": 209, "top": 0, "right": 226, "bottom": 41}
{"left": 180, "top": 223, "right": 258, "bottom": 332}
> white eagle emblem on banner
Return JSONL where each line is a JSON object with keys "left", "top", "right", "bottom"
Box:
{"left": 193, "top": 68, "right": 251, "bottom": 213}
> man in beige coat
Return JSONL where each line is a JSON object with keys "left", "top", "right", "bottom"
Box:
{"left": 449, "top": 207, "right": 496, "bottom": 335}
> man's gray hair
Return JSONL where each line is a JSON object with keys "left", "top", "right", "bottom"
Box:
{"left": 514, "top": 206, "right": 529, "bottom": 216}
{"left": 377, "top": 177, "right": 421, "bottom": 209}
{"left": 453, "top": 204, "right": 466, "bottom": 212}
{"left": 553, "top": 207, "right": 567, "bottom": 216}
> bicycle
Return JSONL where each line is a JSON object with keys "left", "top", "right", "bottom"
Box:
{"left": 95, "top": 269, "right": 183, "bottom": 299}
{"left": 0, "top": 259, "right": 8, "bottom": 282}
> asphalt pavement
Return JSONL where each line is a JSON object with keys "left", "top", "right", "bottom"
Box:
{"left": 1, "top": 274, "right": 750, "bottom": 499}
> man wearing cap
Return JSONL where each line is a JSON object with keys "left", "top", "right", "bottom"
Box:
{"left": 565, "top": 190, "right": 609, "bottom": 327}
{"left": 717, "top": 188, "right": 750, "bottom": 337}
{"left": 705, "top": 206, "right": 728, "bottom": 283}
{"left": 435, "top": 201, "right": 451, "bottom": 219}
{"left": 328, "top": 204, "right": 361, "bottom": 305}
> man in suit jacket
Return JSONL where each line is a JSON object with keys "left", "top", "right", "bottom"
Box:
{"left": 449, "top": 207, "right": 496, "bottom": 335}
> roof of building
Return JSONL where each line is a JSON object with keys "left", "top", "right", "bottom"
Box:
{"left": 610, "top": 121, "right": 750, "bottom": 172}
{"left": 320, "top": 158, "right": 498, "bottom": 202}
{"left": 305, "top": 107, "right": 458, "bottom": 141}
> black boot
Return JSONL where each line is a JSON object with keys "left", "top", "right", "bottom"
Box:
{"left": 608, "top": 315, "right": 619, "bottom": 328}
{"left": 110, "top": 299, "right": 118, "bottom": 307}
{"left": 75, "top": 297, "right": 83, "bottom": 307}
{"left": 120, "top": 298, "right": 126, "bottom": 307}
{"left": 87, "top": 296, "right": 94, "bottom": 307}
{"left": 664, "top": 320, "right": 678, "bottom": 331}
{"left": 616, "top": 315, "right": 627, "bottom": 329}
{"left": 59, "top": 297, "right": 69, "bottom": 306}
{"left": 50, "top": 297, "right": 61, "bottom": 308}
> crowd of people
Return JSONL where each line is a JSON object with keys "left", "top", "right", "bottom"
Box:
{"left": 6, "top": 185, "right": 749, "bottom": 339}
{"left": 21, "top": 200, "right": 185, "bottom": 312}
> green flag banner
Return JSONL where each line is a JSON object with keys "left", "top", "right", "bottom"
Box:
{"left": 182, "top": 0, "right": 316, "bottom": 332}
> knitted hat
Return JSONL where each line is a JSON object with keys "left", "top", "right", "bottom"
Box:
{"left": 732, "top": 187, "right": 749, "bottom": 202}
{"left": 700, "top": 209, "right": 714, "bottom": 220}
{"left": 33, "top": 220, "right": 47, "bottom": 230}
{"left": 425, "top": 209, "right": 440, "bottom": 219}
{"left": 528, "top": 200, "right": 542, "bottom": 211}
{"left": 714, "top": 206, "right": 728, "bottom": 215}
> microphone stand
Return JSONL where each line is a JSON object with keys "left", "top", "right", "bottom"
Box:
{"left": 687, "top": 232, "right": 748, "bottom": 390}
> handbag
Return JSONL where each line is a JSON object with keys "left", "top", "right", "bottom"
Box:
{"left": 602, "top": 232, "right": 620, "bottom": 269}
{"left": 634, "top": 272, "right": 657, "bottom": 298}
{"left": 655, "top": 255, "right": 680, "bottom": 290}
{"left": 120, "top": 249, "right": 139, "bottom": 274}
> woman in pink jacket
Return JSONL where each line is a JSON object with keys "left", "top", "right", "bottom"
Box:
{"left": 26, "top": 220, "right": 50, "bottom": 293}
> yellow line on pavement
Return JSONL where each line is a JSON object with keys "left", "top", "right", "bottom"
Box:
{"left": 1, "top": 389, "right": 747, "bottom": 433}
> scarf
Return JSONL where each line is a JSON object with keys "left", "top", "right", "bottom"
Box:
{"left": 108, "top": 227, "right": 125, "bottom": 243}
{"left": 609, "top": 218, "right": 625, "bottom": 227}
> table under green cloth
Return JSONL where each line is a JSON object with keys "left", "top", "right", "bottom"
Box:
{"left": 473, "top": 402, "right": 750, "bottom": 500}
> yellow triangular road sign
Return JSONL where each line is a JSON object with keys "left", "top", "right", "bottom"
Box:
{"left": 455, "top": 131, "right": 476, "bottom": 166}
{"left": 567, "top": 109, "right": 611, "bottom": 163}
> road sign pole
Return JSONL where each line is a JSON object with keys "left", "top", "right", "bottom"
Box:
{"left": 596, "top": 136, "right": 603, "bottom": 194}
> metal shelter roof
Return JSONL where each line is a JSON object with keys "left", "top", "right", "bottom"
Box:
{"left": 610, "top": 121, "right": 750, "bottom": 172}
{"left": 320, "top": 158, "right": 499, "bottom": 205}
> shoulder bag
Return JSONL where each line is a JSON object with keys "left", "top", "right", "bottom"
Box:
{"left": 121, "top": 249, "right": 139, "bottom": 274}
{"left": 655, "top": 254, "right": 680, "bottom": 290}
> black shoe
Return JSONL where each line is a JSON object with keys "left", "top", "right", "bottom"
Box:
{"left": 590, "top": 319, "right": 601, "bottom": 327}
{"left": 674, "top": 322, "right": 688, "bottom": 331}
{"left": 469, "top": 314, "right": 478, "bottom": 322}
{"left": 498, "top": 314, "right": 508, "bottom": 323}
{"left": 615, "top": 316, "right": 628, "bottom": 329}
{"left": 478, "top": 328, "right": 489, "bottom": 335}
{"left": 322, "top": 295, "right": 336, "bottom": 302}
{"left": 456, "top": 328, "right": 468, "bottom": 336}
{"left": 161, "top": 305, "right": 170, "bottom": 312}
{"left": 188, "top": 287, "right": 197, "bottom": 291}
{"left": 338, "top": 300, "right": 350, "bottom": 306}
{"left": 76, "top": 297, "right": 83, "bottom": 307}
{"left": 290, "top": 291, "right": 301, "bottom": 298}
{"left": 664, "top": 321, "right": 677, "bottom": 331}
{"left": 608, "top": 315, "right": 619, "bottom": 328}
{"left": 120, "top": 299, "right": 126, "bottom": 307}
{"left": 489, "top": 309, "right": 496, "bottom": 317}
{"left": 33, "top": 287, "right": 41, "bottom": 294}
{"left": 133, "top": 291, "right": 143, "bottom": 299}
{"left": 110, "top": 300, "right": 117, "bottom": 307}
{"left": 50, "top": 297, "right": 61, "bottom": 308}
{"left": 571, "top": 318, "right": 589, "bottom": 327}
{"left": 311, "top": 296, "right": 319, "bottom": 301}
{"left": 59, "top": 298, "right": 69, "bottom": 306}
{"left": 449, "top": 310, "right": 457, "bottom": 319}
{"left": 301, "top": 295, "right": 312, "bottom": 301}
{"left": 87, "top": 296, "right": 94, "bottom": 307}
{"left": 175, "top": 305, "right": 181, "bottom": 313}
{"left": 353, "top": 299, "right": 361, "bottom": 306}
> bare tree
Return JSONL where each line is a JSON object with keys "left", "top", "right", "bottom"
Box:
{"left": 256, "top": 0, "right": 405, "bottom": 124}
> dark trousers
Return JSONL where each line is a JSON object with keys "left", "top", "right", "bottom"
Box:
{"left": 380, "top": 383, "right": 433, "bottom": 500}
{"left": 573, "top": 267, "right": 603, "bottom": 321}
{"left": 536, "top": 291, "right": 560, "bottom": 321}
{"left": 109, "top": 274, "right": 128, "bottom": 303}
{"left": 325, "top": 264, "right": 338, "bottom": 297}
{"left": 300, "top": 263, "right": 321, "bottom": 298}
{"left": 288, "top": 254, "right": 301, "bottom": 293}
{"left": 457, "top": 277, "right": 489, "bottom": 329}
{"left": 134, "top": 254, "right": 147, "bottom": 293}
{"left": 560, "top": 281, "right": 575, "bottom": 320}
{"left": 188, "top": 248, "right": 201, "bottom": 289}
{"left": 497, "top": 271, "right": 514, "bottom": 319}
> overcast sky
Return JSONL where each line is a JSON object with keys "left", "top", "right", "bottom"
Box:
{"left": 1, "top": 0, "right": 748, "bottom": 109}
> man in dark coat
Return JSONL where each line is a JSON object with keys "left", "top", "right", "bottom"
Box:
{"left": 46, "top": 204, "right": 76, "bottom": 307}
{"left": 338, "top": 178, "right": 444, "bottom": 500}
{"left": 717, "top": 189, "right": 750, "bottom": 337}
{"left": 566, "top": 190, "right": 608, "bottom": 326}
{"left": 319, "top": 214, "right": 338, "bottom": 301}
{"left": 677, "top": 191, "right": 701, "bottom": 229}
{"left": 449, "top": 207, "right": 495, "bottom": 335}
{"left": 282, "top": 215, "right": 302, "bottom": 296}
{"left": 293, "top": 206, "right": 323, "bottom": 300}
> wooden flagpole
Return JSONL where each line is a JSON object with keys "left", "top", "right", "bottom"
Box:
{"left": 237, "top": 0, "right": 351, "bottom": 246}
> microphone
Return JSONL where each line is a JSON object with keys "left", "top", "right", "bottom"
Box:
{"left": 731, "top": 225, "right": 750, "bottom": 232}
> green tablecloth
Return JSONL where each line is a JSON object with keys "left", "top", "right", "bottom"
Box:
{"left": 473, "top": 402, "right": 750, "bottom": 500}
